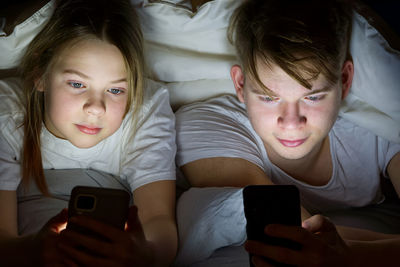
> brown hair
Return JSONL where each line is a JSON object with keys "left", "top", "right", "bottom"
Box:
{"left": 228, "top": 0, "right": 353, "bottom": 92}
{"left": 19, "top": 0, "right": 145, "bottom": 195}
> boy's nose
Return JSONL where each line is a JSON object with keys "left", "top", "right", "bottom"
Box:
{"left": 277, "top": 103, "right": 306, "bottom": 130}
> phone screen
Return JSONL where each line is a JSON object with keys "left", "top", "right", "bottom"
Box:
{"left": 243, "top": 185, "right": 301, "bottom": 266}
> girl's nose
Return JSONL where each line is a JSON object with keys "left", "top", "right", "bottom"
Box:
{"left": 83, "top": 96, "right": 105, "bottom": 116}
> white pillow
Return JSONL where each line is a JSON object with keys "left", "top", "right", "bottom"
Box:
{"left": 341, "top": 12, "right": 400, "bottom": 143}
{"left": 0, "top": 0, "right": 399, "bottom": 142}
{"left": 0, "top": 0, "right": 55, "bottom": 69}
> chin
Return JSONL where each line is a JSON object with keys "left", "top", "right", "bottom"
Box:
{"left": 69, "top": 139, "right": 101, "bottom": 149}
{"left": 280, "top": 152, "right": 309, "bottom": 160}
{"left": 273, "top": 145, "right": 312, "bottom": 161}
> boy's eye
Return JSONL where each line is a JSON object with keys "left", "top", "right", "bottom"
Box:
{"left": 68, "top": 82, "right": 85, "bottom": 89}
{"left": 108, "top": 88, "right": 124, "bottom": 95}
{"left": 259, "top": 95, "right": 279, "bottom": 103}
{"left": 304, "top": 95, "right": 325, "bottom": 102}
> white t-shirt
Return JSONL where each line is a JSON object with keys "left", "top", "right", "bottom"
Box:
{"left": 176, "top": 95, "right": 400, "bottom": 214}
{"left": 0, "top": 77, "right": 176, "bottom": 193}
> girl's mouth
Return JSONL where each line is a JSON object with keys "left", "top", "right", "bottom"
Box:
{"left": 76, "top": 124, "right": 102, "bottom": 135}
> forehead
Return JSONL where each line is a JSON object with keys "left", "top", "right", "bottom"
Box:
{"left": 246, "top": 60, "right": 332, "bottom": 95}
{"left": 51, "top": 39, "right": 127, "bottom": 77}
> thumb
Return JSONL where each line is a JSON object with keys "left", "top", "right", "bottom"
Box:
{"left": 126, "top": 205, "right": 146, "bottom": 241}
{"left": 302, "top": 214, "right": 336, "bottom": 233}
{"left": 45, "top": 208, "right": 68, "bottom": 233}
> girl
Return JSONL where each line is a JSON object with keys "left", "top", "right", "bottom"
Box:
{"left": 0, "top": 0, "right": 177, "bottom": 266}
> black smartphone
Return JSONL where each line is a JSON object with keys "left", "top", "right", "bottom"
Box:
{"left": 243, "top": 185, "right": 301, "bottom": 267}
{"left": 67, "top": 186, "right": 130, "bottom": 240}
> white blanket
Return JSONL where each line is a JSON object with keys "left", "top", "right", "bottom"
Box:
{"left": 174, "top": 187, "right": 247, "bottom": 266}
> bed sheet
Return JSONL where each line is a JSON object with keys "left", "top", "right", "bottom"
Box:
{"left": 173, "top": 186, "right": 400, "bottom": 266}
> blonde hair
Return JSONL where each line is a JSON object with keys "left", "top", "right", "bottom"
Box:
{"left": 19, "top": 0, "right": 145, "bottom": 195}
{"left": 228, "top": 0, "right": 353, "bottom": 92}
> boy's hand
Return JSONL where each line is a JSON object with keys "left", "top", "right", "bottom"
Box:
{"left": 58, "top": 205, "right": 155, "bottom": 267}
{"left": 245, "top": 215, "right": 351, "bottom": 267}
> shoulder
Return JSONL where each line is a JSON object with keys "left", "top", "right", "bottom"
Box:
{"left": 137, "top": 79, "right": 173, "bottom": 122}
{"left": 122, "top": 79, "right": 173, "bottom": 129}
{"left": 332, "top": 117, "right": 377, "bottom": 139}
{"left": 332, "top": 117, "right": 400, "bottom": 157}
{"left": 0, "top": 77, "right": 25, "bottom": 154}
{"left": 0, "top": 77, "right": 25, "bottom": 116}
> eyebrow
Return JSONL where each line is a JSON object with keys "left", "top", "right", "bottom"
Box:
{"left": 303, "top": 86, "right": 333, "bottom": 96}
{"left": 63, "top": 69, "right": 127, "bottom": 83}
{"left": 250, "top": 84, "right": 332, "bottom": 96}
{"left": 250, "top": 84, "right": 278, "bottom": 96}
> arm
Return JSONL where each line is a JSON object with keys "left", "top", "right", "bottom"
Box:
{"left": 347, "top": 237, "right": 400, "bottom": 267}
{"left": 181, "top": 157, "right": 273, "bottom": 187}
{"left": 0, "top": 190, "right": 31, "bottom": 266}
{"left": 246, "top": 215, "right": 400, "bottom": 267}
{"left": 0, "top": 190, "right": 68, "bottom": 266}
{"left": 133, "top": 180, "right": 178, "bottom": 267}
{"left": 181, "top": 157, "right": 311, "bottom": 220}
{"left": 335, "top": 152, "right": 400, "bottom": 240}
{"left": 387, "top": 152, "right": 400, "bottom": 197}
{"left": 0, "top": 190, "right": 18, "bottom": 237}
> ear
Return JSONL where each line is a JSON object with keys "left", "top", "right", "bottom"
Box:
{"left": 230, "top": 65, "right": 245, "bottom": 103}
{"left": 340, "top": 60, "right": 354, "bottom": 100}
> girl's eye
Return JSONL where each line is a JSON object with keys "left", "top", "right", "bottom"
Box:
{"left": 68, "top": 82, "right": 85, "bottom": 89}
{"left": 108, "top": 88, "right": 124, "bottom": 95}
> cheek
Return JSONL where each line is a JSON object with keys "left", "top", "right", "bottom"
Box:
{"left": 46, "top": 90, "right": 79, "bottom": 119}
{"left": 106, "top": 99, "right": 127, "bottom": 123}
{"left": 245, "top": 99, "right": 276, "bottom": 133}
{"left": 304, "top": 102, "right": 339, "bottom": 131}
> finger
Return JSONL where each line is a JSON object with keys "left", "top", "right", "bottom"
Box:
{"left": 61, "top": 257, "right": 79, "bottom": 267}
{"left": 45, "top": 209, "right": 69, "bottom": 233}
{"left": 58, "top": 242, "right": 115, "bottom": 267}
{"left": 126, "top": 205, "right": 146, "bottom": 241}
{"left": 302, "top": 215, "right": 336, "bottom": 233}
{"left": 68, "top": 215, "right": 124, "bottom": 241}
{"left": 246, "top": 240, "right": 301, "bottom": 266}
{"left": 60, "top": 228, "right": 111, "bottom": 257}
{"left": 264, "top": 224, "right": 310, "bottom": 245}
{"left": 252, "top": 255, "right": 274, "bottom": 267}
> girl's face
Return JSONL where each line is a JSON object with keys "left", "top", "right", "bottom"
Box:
{"left": 38, "top": 39, "right": 128, "bottom": 148}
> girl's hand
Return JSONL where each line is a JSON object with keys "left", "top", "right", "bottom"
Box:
{"left": 34, "top": 208, "right": 75, "bottom": 266}
{"left": 58, "top": 205, "right": 155, "bottom": 267}
{"left": 245, "top": 215, "right": 351, "bottom": 267}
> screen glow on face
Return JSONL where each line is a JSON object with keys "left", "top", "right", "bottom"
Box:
{"left": 239, "top": 63, "right": 342, "bottom": 161}
{"left": 41, "top": 39, "right": 128, "bottom": 148}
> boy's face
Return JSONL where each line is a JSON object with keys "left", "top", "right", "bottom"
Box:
{"left": 37, "top": 39, "right": 128, "bottom": 148}
{"left": 231, "top": 60, "right": 353, "bottom": 161}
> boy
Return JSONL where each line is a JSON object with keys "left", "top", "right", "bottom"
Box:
{"left": 176, "top": 0, "right": 400, "bottom": 265}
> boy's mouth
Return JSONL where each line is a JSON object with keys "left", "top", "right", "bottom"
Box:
{"left": 76, "top": 124, "right": 102, "bottom": 135}
{"left": 277, "top": 138, "right": 307, "bottom": 147}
